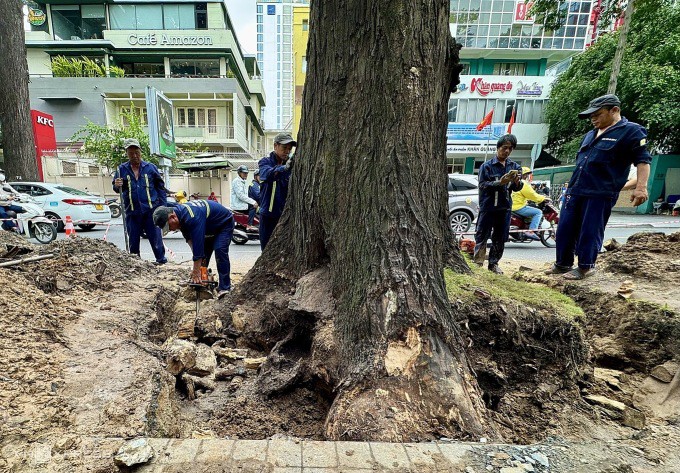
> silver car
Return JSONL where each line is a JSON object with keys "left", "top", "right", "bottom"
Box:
{"left": 448, "top": 173, "right": 479, "bottom": 232}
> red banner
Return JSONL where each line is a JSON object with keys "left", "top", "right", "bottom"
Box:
{"left": 31, "top": 110, "right": 57, "bottom": 181}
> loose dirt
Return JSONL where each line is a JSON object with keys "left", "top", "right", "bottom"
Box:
{"left": 1, "top": 231, "right": 679, "bottom": 472}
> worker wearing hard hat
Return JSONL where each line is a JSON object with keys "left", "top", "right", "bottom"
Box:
{"left": 511, "top": 167, "right": 547, "bottom": 241}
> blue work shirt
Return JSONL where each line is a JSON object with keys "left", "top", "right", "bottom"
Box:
{"left": 113, "top": 161, "right": 167, "bottom": 215}
{"left": 258, "top": 152, "right": 291, "bottom": 218}
{"left": 175, "top": 200, "right": 234, "bottom": 261}
{"left": 248, "top": 180, "right": 261, "bottom": 205}
{"left": 477, "top": 156, "right": 523, "bottom": 212}
{"left": 568, "top": 117, "right": 652, "bottom": 198}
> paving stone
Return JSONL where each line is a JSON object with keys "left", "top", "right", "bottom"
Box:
{"left": 437, "top": 443, "right": 475, "bottom": 468}
{"left": 268, "top": 439, "right": 303, "bottom": 467}
{"left": 272, "top": 468, "right": 302, "bottom": 473}
{"left": 336, "top": 441, "right": 374, "bottom": 469}
{"left": 156, "top": 439, "right": 202, "bottom": 464}
{"left": 232, "top": 439, "right": 269, "bottom": 462}
{"left": 194, "top": 439, "right": 235, "bottom": 463}
{"left": 404, "top": 442, "right": 441, "bottom": 468}
{"left": 302, "top": 441, "right": 338, "bottom": 468}
{"left": 369, "top": 442, "right": 410, "bottom": 469}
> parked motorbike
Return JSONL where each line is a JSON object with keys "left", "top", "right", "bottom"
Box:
{"left": 106, "top": 198, "right": 122, "bottom": 218}
{"left": 3, "top": 191, "right": 57, "bottom": 244}
{"left": 232, "top": 211, "right": 259, "bottom": 245}
{"left": 509, "top": 200, "right": 558, "bottom": 248}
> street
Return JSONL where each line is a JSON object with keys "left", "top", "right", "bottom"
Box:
{"left": 58, "top": 213, "right": 680, "bottom": 268}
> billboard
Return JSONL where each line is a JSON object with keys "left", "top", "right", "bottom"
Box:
{"left": 145, "top": 86, "right": 176, "bottom": 159}
{"left": 447, "top": 124, "right": 506, "bottom": 143}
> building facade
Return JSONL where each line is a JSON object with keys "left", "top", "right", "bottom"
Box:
{"left": 24, "top": 0, "right": 266, "bottom": 158}
{"left": 447, "top": 0, "right": 596, "bottom": 171}
{"left": 256, "top": 0, "right": 308, "bottom": 132}
{"left": 292, "top": 5, "right": 310, "bottom": 137}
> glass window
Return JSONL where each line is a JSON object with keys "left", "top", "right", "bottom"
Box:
{"left": 480, "top": 0, "right": 492, "bottom": 11}
{"left": 566, "top": 26, "right": 576, "bottom": 37}
{"left": 578, "top": 14, "right": 589, "bottom": 25}
{"left": 180, "top": 4, "right": 196, "bottom": 29}
{"left": 509, "top": 37, "right": 520, "bottom": 48}
{"left": 511, "top": 24, "right": 521, "bottom": 35}
{"left": 110, "top": 5, "right": 133, "bottom": 30}
{"left": 478, "top": 25, "right": 489, "bottom": 36}
{"left": 521, "top": 25, "right": 532, "bottom": 36}
{"left": 564, "top": 38, "right": 575, "bottom": 48}
{"left": 574, "top": 38, "right": 585, "bottom": 49}
{"left": 302, "top": 19, "right": 309, "bottom": 31}
{"left": 257, "top": 24, "right": 263, "bottom": 33}
{"left": 531, "top": 38, "right": 542, "bottom": 48}
{"left": 163, "top": 5, "right": 181, "bottom": 29}
{"left": 80, "top": 5, "right": 105, "bottom": 39}
{"left": 170, "top": 59, "right": 219, "bottom": 77}
{"left": 520, "top": 37, "right": 531, "bottom": 48}
{"left": 136, "top": 5, "right": 163, "bottom": 29}
{"left": 581, "top": 2, "right": 591, "bottom": 12}
{"left": 51, "top": 5, "right": 81, "bottom": 40}
{"left": 504, "top": 100, "right": 515, "bottom": 122}
{"left": 498, "top": 37, "right": 509, "bottom": 47}
{"left": 479, "top": 13, "right": 490, "bottom": 23}
{"left": 257, "top": 43, "right": 263, "bottom": 51}
{"left": 283, "top": 24, "right": 291, "bottom": 34}
{"left": 493, "top": 62, "right": 526, "bottom": 75}
{"left": 257, "top": 34, "right": 263, "bottom": 42}
{"left": 121, "top": 62, "right": 164, "bottom": 76}
{"left": 257, "top": 15, "right": 262, "bottom": 23}
{"left": 257, "top": 5, "right": 262, "bottom": 13}
{"left": 577, "top": 26, "right": 587, "bottom": 37}
{"left": 301, "top": 56, "right": 307, "bottom": 73}
{"left": 490, "top": 12, "right": 502, "bottom": 23}
{"left": 503, "top": 0, "right": 514, "bottom": 12}
{"left": 569, "top": 2, "right": 581, "bottom": 12}
{"left": 501, "top": 13, "right": 513, "bottom": 23}
{"left": 568, "top": 14, "right": 579, "bottom": 25}
{"left": 448, "top": 99, "right": 458, "bottom": 122}
{"left": 195, "top": 2, "right": 207, "bottom": 29}
{"left": 460, "top": 62, "right": 471, "bottom": 74}
{"left": 283, "top": 5, "right": 291, "bottom": 13}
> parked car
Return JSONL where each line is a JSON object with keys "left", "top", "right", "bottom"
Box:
{"left": 9, "top": 182, "right": 111, "bottom": 231}
{"left": 448, "top": 173, "right": 479, "bottom": 232}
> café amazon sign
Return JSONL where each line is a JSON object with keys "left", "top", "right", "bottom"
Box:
{"left": 127, "top": 33, "right": 214, "bottom": 46}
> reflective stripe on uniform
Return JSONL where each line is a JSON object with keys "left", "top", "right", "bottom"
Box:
{"left": 144, "top": 174, "right": 152, "bottom": 207}
{"left": 204, "top": 200, "right": 210, "bottom": 218}
{"left": 269, "top": 182, "right": 277, "bottom": 212}
{"left": 127, "top": 175, "right": 134, "bottom": 211}
{"left": 181, "top": 203, "right": 195, "bottom": 218}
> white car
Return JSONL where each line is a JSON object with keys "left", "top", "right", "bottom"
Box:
{"left": 9, "top": 182, "right": 111, "bottom": 231}
{"left": 448, "top": 173, "right": 480, "bottom": 232}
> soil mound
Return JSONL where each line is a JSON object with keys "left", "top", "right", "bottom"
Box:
{"left": 601, "top": 231, "right": 680, "bottom": 282}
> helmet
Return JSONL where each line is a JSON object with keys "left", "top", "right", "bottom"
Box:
{"left": 175, "top": 190, "right": 187, "bottom": 199}
{"left": 521, "top": 166, "right": 532, "bottom": 175}
{"left": 237, "top": 165, "right": 249, "bottom": 173}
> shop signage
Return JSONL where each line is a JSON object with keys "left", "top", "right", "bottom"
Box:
{"left": 127, "top": 33, "right": 214, "bottom": 46}
{"left": 28, "top": 8, "right": 46, "bottom": 26}
{"left": 447, "top": 144, "right": 495, "bottom": 153}
{"left": 35, "top": 115, "right": 54, "bottom": 127}
{"left": 516, "top": 81, "right": 544, "bottom": 96}
{"left": 514, "top": 1, "right": 534, "bottom": 23}
{"left": 470, "top": 77, "right": 513, "bottom": 96}
{"left": 31, "top": 110, "right": 57, "bottom": 181}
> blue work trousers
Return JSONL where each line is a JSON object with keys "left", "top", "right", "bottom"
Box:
{"left": 125, "top": 211, "right": 166, "bottom": 263}
{"left": 556, "top": 195, "right": 616, "bottom": 269}
{"left": 514, "top": 205, "right": 542, "bottom": 230}
{"left": 259, "top": 213, "right": 281, "bottom": 250}
{"left": 247, "top": 205, "right": 259, "bottom": 226}
{"left": 474, "top": 209, "right": 511, "bottom": 266}
{"left": 203, "top": 220, "right": 235, "bottom": 291}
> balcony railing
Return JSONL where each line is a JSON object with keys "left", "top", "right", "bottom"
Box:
{"left": 174, "top": 125, "right": 234, "bottom": 141}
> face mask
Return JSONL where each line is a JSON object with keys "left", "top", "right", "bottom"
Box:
{"left": 0, "top": 173, "right": 5, "bottom": 182}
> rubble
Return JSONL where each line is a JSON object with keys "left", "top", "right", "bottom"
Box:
{"left": 187, "top": 343, "right": 217, "bottom": 377}
{"left": 113, "top": 438, "right": 154, "bottom": 467}
{"left": 584, "top": 395, "right": 646, "bottom": 429}
{"left": 165, "top": 339, "right": 198, "bottom": 375}
{"left": 650, "top": 361, "right": 678, "bottom": 383}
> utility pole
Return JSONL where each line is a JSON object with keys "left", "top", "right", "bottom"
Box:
{"left": 608, "top": 0, "right": 635, "bottom": 94}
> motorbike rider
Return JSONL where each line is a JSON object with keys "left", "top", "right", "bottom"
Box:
{"left": 511, "top": 167, "right": 548, "bottom": 240}
{"left": 230, "top": 165, "right": 258, "bottom": 230}
{"left": 0, "top": 170, "right": 25, "bottom": 232}
{"left": 247, "top": 169, "right": 261, "bottom": 227}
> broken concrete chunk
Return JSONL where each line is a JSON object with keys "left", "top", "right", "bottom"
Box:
{"left": 604, "top": 238, "right": 621, "bottom": 251}
{"left": 113, "top": 438, "right": 154, "bottom": 467}
{"left": 181, "top": 373, "right": 216, "bottom": 401}
{"left": 211, "top": 342, "right": 248, "bottom": 360}
{"left": 187, "top": 343, "right": 216, "bottom": 377}
{"left": 165, "top": 339, "right": 197, "bottom": 375}
{"left": 594, "top": 367, "right": 626, "bottom": 390}
{"left": 584, "top": 394, "right": 646, "bottom": 429}
{"left": 650, "top": 361, "right": 679, "bottom": 383}
{"left": 215, "top": 366, "right": 247, "bottom": 381}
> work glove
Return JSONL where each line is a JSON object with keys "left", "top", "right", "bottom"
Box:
{"left": 283, "top": 156, "right": 294, "bottom": 171}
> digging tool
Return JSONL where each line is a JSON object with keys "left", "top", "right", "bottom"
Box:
{"left": 184, "top": 267, "right": 217, "bottom": 318}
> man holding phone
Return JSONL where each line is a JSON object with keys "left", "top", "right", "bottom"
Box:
{"left": 473, "top": 134, "right": 523, "bottom": 274}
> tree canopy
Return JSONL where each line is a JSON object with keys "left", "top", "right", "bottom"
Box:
{"left": 544, "top": 0, "right": 680, "bottom": 162}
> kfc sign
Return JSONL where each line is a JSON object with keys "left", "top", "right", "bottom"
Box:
{"left": 35, "top": 115, "right": 54, "bottom": 127}
{"left": 514, "top": 1, "right": 534, "bottom": 23}
{"left": 470, "top": 78, "right": 513, "bottom": 96}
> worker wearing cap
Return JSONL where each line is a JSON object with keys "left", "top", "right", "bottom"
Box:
{"left": 113, "top": 138, "right": 167, "bottom": 264}
{"left": 153, "top": 200, "right": 234, "bottom": 298}
{"left": 258, "top": 132, "right": 297, "bottom": 249}
{"left": 247, "top": 169, "right": 261, "bottom": 227}
{"left": 546, "top": 94, "right": 651, "bottom": 280}
{"left": 230, "top": 165, "right": 258, "bottom": 221}
{"left": 511, "top": 167, "right": 547, "bottom": 241}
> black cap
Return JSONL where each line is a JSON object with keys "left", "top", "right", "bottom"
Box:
{"left": 578, "top": 94, "right": 621, "bottom": 119}
{"left": 152, "top": 206, "right": 175, "bottom": 235}
{"left": 274, "top": 132, "right": 297, "bottom": 147}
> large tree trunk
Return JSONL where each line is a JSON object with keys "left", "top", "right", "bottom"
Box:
{"left": 230, "top": 0, "right": 493, "bottom": 441}
{"left": 0, "top": 0, "right": 39, "bottom": 181}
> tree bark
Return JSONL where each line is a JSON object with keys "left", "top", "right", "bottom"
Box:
{"left": 0, "top": 0, "right": 39, "bottom": 181}
{"left": 233, "top": 0, "right": 492, "bottom": 441}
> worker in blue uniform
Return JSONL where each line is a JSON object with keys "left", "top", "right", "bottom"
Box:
{"left": 546, "top": 94, "right": 651, "bottom": 279}
{"left": 113, "top": 138, "right": 167, "bottom": 264}
{"left": 474, "top": 134, "right": 524, "bottom": 274}
{"left": 258, "top": 132, "right": 297, "bottom": 249}
{"left": 153, "top": 200, "right": 235, "bottom": 298}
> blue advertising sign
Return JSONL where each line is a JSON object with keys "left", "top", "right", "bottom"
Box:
{"left": 267, "top": 5, "right": 276, "bottom": 15}
{"left": 447, "top": 124, "right": 506, "bottom": 143}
